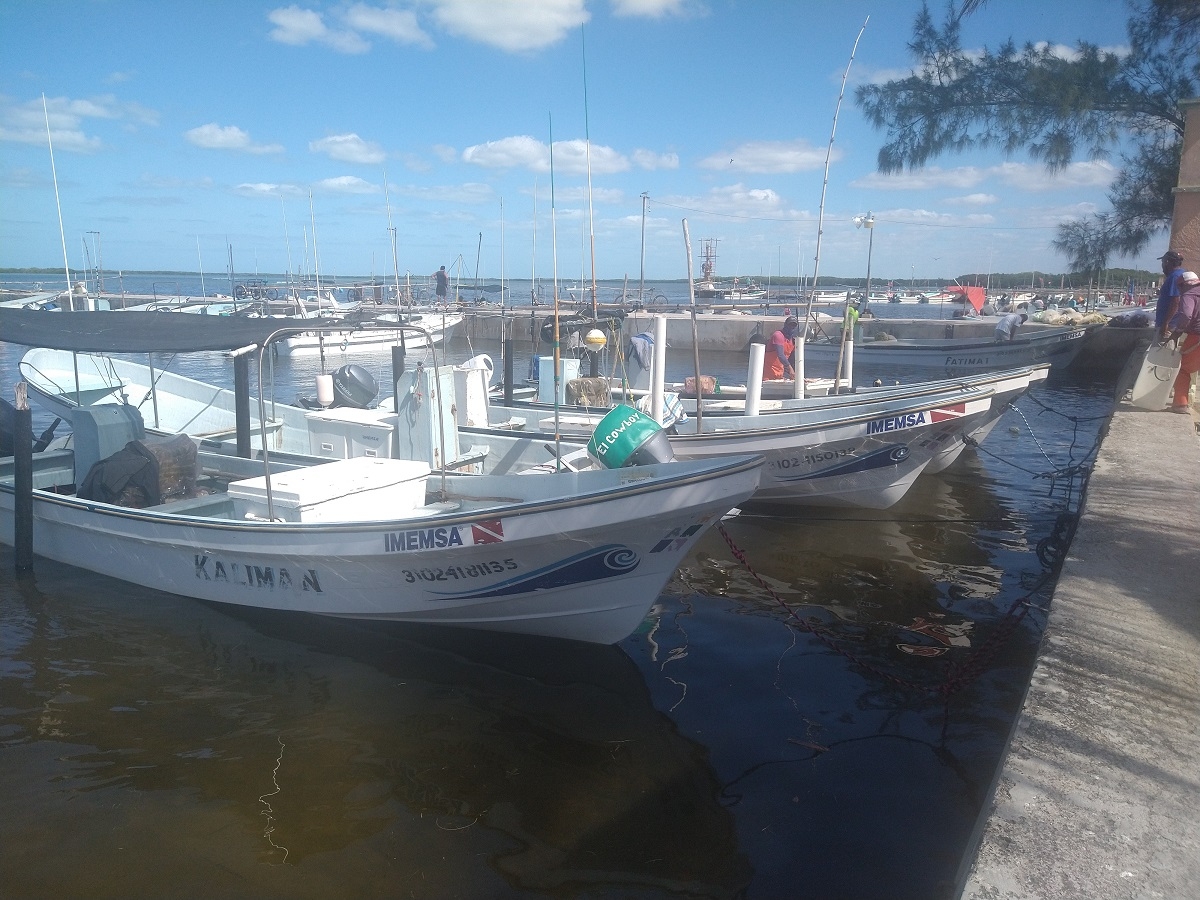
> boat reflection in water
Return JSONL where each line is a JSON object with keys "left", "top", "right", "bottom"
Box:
{"left": 0, "top": 563, "right": 750, "bottom": 898}
{"left": 625, "top": 450, "right": 1065, "bottom": 899}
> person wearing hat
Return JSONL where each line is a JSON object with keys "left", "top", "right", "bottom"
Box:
{"left": 763, "top": 315, "right": 800, "bottom": 380}
{"left": 994, "top": 311, "right": 1028, "bottom": 341}
{"left": 1155, "top": 249, "right": 1186, "bottom": 332}
{"left": 1160, "top": 269, "right": 1200, "bottom": 413}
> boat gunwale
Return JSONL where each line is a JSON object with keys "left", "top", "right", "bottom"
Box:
{"left": 0, "top": 452, "right": 764, "bottom": 534}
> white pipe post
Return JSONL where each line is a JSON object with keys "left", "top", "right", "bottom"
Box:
{"left": 843, "top": 331, "right": 855, "bottom": 387}
{"left": 651, "top": 314, "right": 666, "bottom": 424}
{"left": 746, "top": 342, "right": 765, "bottom": 416}
{"left": 795, "top": 322, "right": 806, "bottom": 399}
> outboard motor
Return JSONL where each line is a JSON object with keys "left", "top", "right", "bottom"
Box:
{"left": 586, "top": 404, "right": 675, "bottom": 469}
{"left": 332, "top": 364, "right": 378, "bottom": 408}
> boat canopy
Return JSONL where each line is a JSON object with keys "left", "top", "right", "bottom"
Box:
{"left": 944, "top": 285, "right": 986, "bottom": 313}
{"left": 0, "top": 308, "right": 342, "bottom": 353}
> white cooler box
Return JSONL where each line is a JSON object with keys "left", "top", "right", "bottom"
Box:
{"left": 305, "top": 408, "right": 397, "bottom": 458}
{"left": 227, "top": 457, "right": 431, "bottom": 522}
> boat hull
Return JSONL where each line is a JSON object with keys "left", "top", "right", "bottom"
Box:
{"left": 667, "top": 395, "right": 994, "bottom": 508}
{"left": 0, "top": 455, "right": 761, "bottom": 644}
{"left": 802, "top": 324, "right": 1100, "bottom": 375}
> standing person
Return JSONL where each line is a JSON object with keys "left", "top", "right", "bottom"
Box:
{"left": 994, "top": 312, "right": 1027, "bottom": 341}
{"left": 1155, "top": 249, "right": 1185, "bottom": 332}
{"left": 763, "top": 316, "right": 799, "bottom": 380}
{"left": 434, "top": 265, "right": 449, "bottom": 304}
{"left": 1161, "top": 269, "right": 1200, "bottom": 413}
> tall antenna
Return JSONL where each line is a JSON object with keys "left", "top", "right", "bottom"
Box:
{"left": 582, "top": 27, "right": 598, "bottom": 319}
{"left": 280, "top": 195, "right": 294, "bottom": 302}
{"left": 42, "top": 94, "right": 75, "bottom": 306}
{"left": 196, "top": 236, "right": 206, "bottom": 297}
{"left": 801, "top": 15, "right": 868, "bottom": 398}
{"left": 308, "top": 191, "right": 322, "bottom": 299}
{"left": 383, "top": 169, "right": 403, "bottom": 305}
{"left": 549, "top": 113, "right": 563, "bottom": 465}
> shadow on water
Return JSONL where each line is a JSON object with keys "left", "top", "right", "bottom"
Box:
{"left": 0, "top": 556, "right": 750, "bottom": 898}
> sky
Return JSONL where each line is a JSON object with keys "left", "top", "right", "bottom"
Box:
{"left": 0, "top": 0, "right": 1158, "bottom": 286}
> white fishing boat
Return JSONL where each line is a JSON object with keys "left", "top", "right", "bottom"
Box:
{"left": 2, "top": 309, "right": 762, "bottom": 645}
{"left": 273, "top": 308, "right": 463, "bottom": 357}
{"left": 19, "top": 339, "right": 1009, "bottom": 510}
{"left": 494, "top": 391, "right": 998, "bottom": 509}
{"left": 800, "top": 322, "right": 1103, "bottom": 375}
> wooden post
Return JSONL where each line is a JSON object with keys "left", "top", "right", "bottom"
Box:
{"left": 14, "top": 382, "right": 33, "bottom": 574}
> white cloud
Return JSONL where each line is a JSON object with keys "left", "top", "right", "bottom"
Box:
{"left": 0, "top": 93, "right": 157, "bottom": 152}
{"left": 853, "top": 160, "right": 1117, "bottom": 193}
{"left": 267, "top": 5, "right": 370, "bottom": 53}
{"left": 632, "top": 148, "right": 679, "bottom": 170}
{"left": 395, "top": 181, "right": 496, "bottom": 204}
{"left": 462, "top": 135, "right": 547, "bottom": 170}
{"left": 1031, "top": 41, "right": 1129, "bottom": 62}
{"left": 432, "top": 144, "right": 458, "bottom": 164}
{"left": 611, "top": 0, "right": 687, "bottom": 18}
{"left": 236, "top": 182, "right": 304, "bottom": 196}
{"left": 993, "top": 160, "right": 1115, "bottom": 191}
{"left": 1018, "top": 201, "right": 1101, "bottom": 228}
{"left": 875, "top": 207, "right": 996, "bottom": 227}
{"left": 665, "top": 183, "right": 789, "bottom": 218}
{"left": 345, "top": 3, "right": 433, "bottom": 47}
{"left": 429, "top": 0, "right": 588, "bottom": 52}
{"left": 698, "top": 140, "right": 830, "bottom": 174}
{"left": 550, "top": 185, "right": 623, "bottom": 204}
{"left": 310, "top": 133, "right": 386, "bottom": 164}
{"left": 946, "top": 193, "right": 998, "bottom": 207}
{"left": 185, "top": 123, "right": 284, "bottom": 154}
{"left": 316, "top": 175, "right": 378, "bottom": 194}
{"left": 462, "top": 135, "right": 629, "bottom": 175}
{"left": 852, "top": 166, "right": 986, "bottom": 191}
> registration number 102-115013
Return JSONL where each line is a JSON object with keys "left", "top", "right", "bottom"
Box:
{"left": 401, "top": 559, "right": 519, "bottom": 583}
{"left": 774, "top": 447, "right": 853, "bottom": 469}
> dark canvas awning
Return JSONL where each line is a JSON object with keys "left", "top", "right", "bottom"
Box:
{"left": 0, "top": 308, "right": 343, "bottom": 353}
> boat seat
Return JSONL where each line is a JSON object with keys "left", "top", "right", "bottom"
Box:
{"left": 150, "top": 492, "right": 236, "bottom": 517}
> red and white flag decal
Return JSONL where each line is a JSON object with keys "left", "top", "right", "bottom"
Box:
{"left": 929, "top": 403, "right": 967, "bottom": 422}
{"left": 471, "top": 520, "right": 505, "bottom": 544}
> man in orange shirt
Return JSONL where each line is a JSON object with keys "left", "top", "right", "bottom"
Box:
{"left": 763, "top": 316, "right": 799, "bottom": 380}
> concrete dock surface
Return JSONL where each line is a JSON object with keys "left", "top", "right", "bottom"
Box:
{"left": 960, "top": 398, "right": 1200, "bottom": 899}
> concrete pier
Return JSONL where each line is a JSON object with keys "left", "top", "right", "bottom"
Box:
{"left": 959, "top": 394, "right": 1200, "bottom": 898}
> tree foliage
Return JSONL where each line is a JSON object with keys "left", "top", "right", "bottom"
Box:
{"left": 855, "top": 0, "right": 1200, "bottom": 262}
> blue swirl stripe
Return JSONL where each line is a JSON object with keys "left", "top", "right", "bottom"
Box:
{"left": 426, "top": 545, "right": 640, "bottom": 600}
{"left": 778, "top": 445, "right": 910, "bottom": 484}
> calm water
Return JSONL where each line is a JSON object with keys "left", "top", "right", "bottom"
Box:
{"left": 0, "top": 278, "right": 1118, "bottom": 898}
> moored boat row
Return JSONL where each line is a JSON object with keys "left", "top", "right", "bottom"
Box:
{"left": 1, "top": 301, "right": 1079, "bottom": 645}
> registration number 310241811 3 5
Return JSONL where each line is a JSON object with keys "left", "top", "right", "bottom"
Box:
{"left": 402, "top": 559, "right": 519, "bottom": 583}
{"left": 774, "top": 447, "right": 853, "bottom": 469}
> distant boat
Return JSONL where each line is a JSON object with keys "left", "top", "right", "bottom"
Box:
{"left": 2, "top": 308, "right": 762, "bottom": 645}
{"left": 693, "top": 279, "right": 767, "bottom": 302}
{"left": 692, "top": 238, "right": 766, "bottom": 301}
{"left": 273, "top": 309, "right": 464, "bottom": 357}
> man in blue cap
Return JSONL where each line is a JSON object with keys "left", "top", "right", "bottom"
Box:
{"left": 1155, "top": 249, "right": 1186, "bottom": 332}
